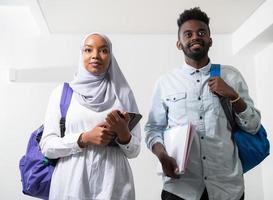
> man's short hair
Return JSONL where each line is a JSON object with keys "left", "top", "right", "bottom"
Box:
{"left": 177, "top": 7, "right": 210, "bottom": 38}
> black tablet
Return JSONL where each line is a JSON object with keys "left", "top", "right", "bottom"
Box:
{"left": 128, "top": 112, "right": 142, "bottom": 131}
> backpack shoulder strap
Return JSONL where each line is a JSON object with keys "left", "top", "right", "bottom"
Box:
{"left": 210, "top": 64, "right": 237, "bottom": 131}
{"left": 210, "top": 63, "right": 221, "bottom": 77}
{"left": 59, "top": 82, "right": 73, "bottom": 137}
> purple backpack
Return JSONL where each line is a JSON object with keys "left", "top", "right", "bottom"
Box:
{"left": 19, "top": 83, "right": 73, "bottom": 199}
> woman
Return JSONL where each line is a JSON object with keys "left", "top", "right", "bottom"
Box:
{"left": 40, "top": 33, "right": 141, "bottom": 200}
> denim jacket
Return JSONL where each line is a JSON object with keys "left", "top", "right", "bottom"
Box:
{"left": 145, "top": 62, "right": 261, "bottom": 200}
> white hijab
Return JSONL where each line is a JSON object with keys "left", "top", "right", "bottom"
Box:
{"left": 70, "top": 33, "right": 139, "bottom": 113}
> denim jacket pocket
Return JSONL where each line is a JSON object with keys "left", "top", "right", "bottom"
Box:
{"left": 165, "top": 92, "right": 186, "bottom": 102}
{"left": 164, "top": 92, "right": 187, "bottom": 124}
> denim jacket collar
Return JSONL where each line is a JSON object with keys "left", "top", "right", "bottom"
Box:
{"left": 181, "top": 61, "right": 211, "bottom": 76}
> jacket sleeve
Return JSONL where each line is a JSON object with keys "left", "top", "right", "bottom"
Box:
{"left": 145, "top": 80, "right": 168, "bottom": 150}
{"left": 231, "top": 70, "right": 261, "bottom": 134}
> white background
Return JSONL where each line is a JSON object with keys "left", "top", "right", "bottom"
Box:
{"left": 0, "top": 1, "right": 273, "bottom": 199}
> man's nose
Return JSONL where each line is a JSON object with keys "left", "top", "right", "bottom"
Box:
{"left": 192, "top": 32, "right": 200, "bottom": 40}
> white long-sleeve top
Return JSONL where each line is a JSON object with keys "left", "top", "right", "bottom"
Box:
{"left": 40, "top": 84, "right": 141, "bottom": 200}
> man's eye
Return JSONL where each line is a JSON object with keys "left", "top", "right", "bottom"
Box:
{"left": 184, "top": 32, "right": 192, "bottom": 38}
{"left": 199, "top": 31, "right": 207, "bottom": 36}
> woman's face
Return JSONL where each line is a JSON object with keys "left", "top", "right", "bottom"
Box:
{"left": 82, "top": 34, "right": 110, "bottom": 75}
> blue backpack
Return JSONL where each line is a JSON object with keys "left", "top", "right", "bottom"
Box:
{"left": 210, "top": 64, "right": 270, "bottom": 173}
{"left": 19, "top": 83, "right": 73, "bottom": 199}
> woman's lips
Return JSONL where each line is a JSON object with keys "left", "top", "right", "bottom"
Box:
{"left": 90, "top": 61, "right": 102, "bottom": 67}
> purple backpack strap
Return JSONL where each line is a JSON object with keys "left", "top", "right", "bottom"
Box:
{"left": 59, "top": 82, "right": 73, "bottom": 137}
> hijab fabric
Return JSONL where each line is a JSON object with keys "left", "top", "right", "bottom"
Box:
{"left": 70, "top": 33, "right": 138, "bottom": 113}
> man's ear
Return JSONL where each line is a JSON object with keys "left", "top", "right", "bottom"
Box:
{"left": 209, "top": 38, "right": 212, "bottom": 47}
{"left": 176, "top": 41, "right": 182, "bottom": 50}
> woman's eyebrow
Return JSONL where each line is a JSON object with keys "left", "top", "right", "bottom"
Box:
{"left": 84, "top": 44, "right": 109, "bottom": 49}
{"left": 83, "top": 44, "right": 93, "bottom": 48}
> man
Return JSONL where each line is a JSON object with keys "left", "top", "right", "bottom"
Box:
{"left": 145, "top": 7, "right": 261, "bottom": 200}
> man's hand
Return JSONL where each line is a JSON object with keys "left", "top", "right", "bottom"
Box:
{"left": 159, "top": 152, "right": 180, "bottom": 179}
{"left": 208, "top": 77, "right": 238, "bottom": 99}
{"left": 208, "top": 77, "right": 247, "bottom": 113}
{"left": 152, "top": 143, "right": 180, "bottom": 179}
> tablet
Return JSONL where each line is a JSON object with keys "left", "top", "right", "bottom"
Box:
{"left": 127, "top": 112, "right": 142, "bottom": 131}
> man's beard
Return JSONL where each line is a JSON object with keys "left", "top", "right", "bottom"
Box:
{"left": 182, "top": 40, "right": 210, "bottom": 61}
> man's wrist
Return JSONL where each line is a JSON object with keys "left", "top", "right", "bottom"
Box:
{"left": 152, "top": 143, "right": 167, "bottom": 160}
{"left": 229, "top": 91, "right": 240, "bottom": 103}
{"left": 230, "top": 93, "right": 240, "bottom": 104}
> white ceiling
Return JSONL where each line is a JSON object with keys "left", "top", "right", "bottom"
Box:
{"left": 2, "top": 0, "right": 265, "bottom": 34}
{"left": 37, "top": 0, "right": 265, "bottom": 34}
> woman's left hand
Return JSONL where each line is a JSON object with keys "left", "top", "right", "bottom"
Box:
{"left": 105, "top": 110, "right": 131, "bottom": 144}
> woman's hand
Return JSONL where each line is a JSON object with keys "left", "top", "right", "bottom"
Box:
{"left": 81, "top": 122, "right": 116, "bottom": 146}
{"left": 105, "top": 110, "right": 131, "bottom": 144}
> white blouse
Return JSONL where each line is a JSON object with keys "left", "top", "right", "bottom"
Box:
{"left": 40, "top": 84, "right": 141, "bottom": 200}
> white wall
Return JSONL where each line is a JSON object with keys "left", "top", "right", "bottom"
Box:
{"left": 254, "top": 43, "right": 273, "bottom": 200}
{"left": 232, "top": 0, "right": 273, "bottom": 55}
{"left": 0, "top": 33, "right": 264, "bottom": 200}
{"left": 230, "top": 0, "right": 273, "bottom": 199}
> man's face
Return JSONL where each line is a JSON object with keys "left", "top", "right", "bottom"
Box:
{"left": 177, "top": 19, "right": 212, "bottom": 61}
